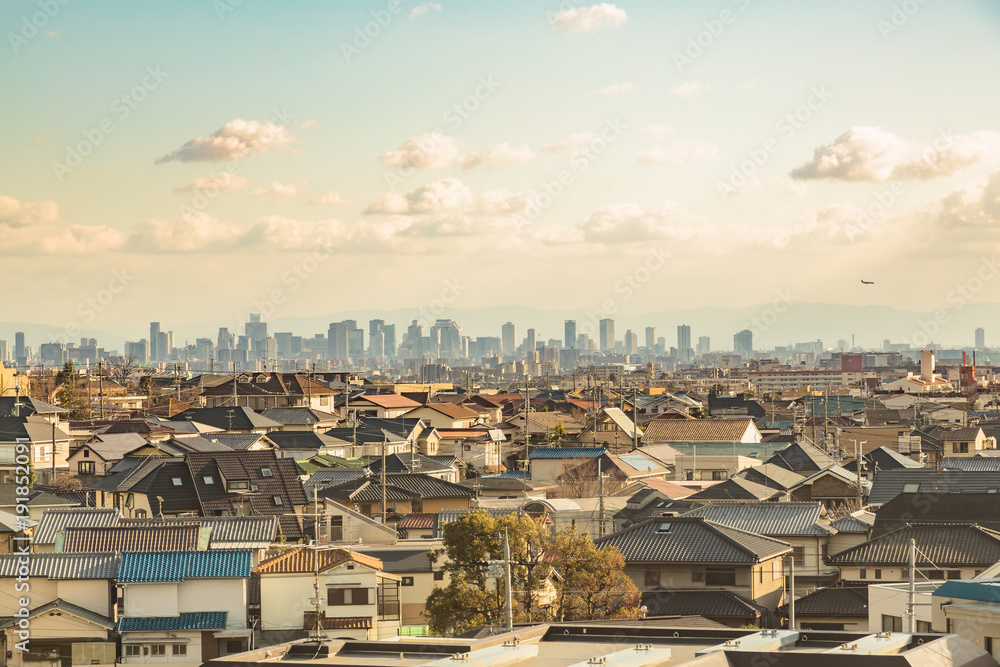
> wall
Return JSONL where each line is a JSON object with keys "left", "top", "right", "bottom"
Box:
{"left": 125, "top": 583, "right": 179, "bottom": 618}
{"left": 120, "top": 629, "right": 202, "bottom": 665}
{"left": 0, "top": 577, "right": 111, "bottom": 617}
{"left": 177, "top": 579, "right": 246, "bottom": 628}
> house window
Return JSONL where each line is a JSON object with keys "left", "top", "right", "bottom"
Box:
{"left": 125, "top": 645, "right": 141, "bottom": 657}
{"left": 402, "top": 576, "right": 414, "bottom": 586}
{"left": 692, "top": 569, "right": 705, "bottom": 583}
{"left": 859, "top": 568, "right": 867, "bottom": 579}
{"left": 261, "top": 467, "right": 273, "bottom": 477}
{"left": 874, "top": 569, "right": 882, "bottom": 580}
{"left": 712, "top": 470, "right": 728, "bottom": 481}
{"left": 226, "top": 640, "right": 243, "bottom": 653}
{"left": 328, "top": 587, "right": 374, "bottom": 606}
{"left": 792, "top": 546, "right": 805, "bottom": 566}
{"left": 135, "top": 509, "right": 147, "bottom": 518}
{"left": 83, "top": 449, "right": 90, "bottom": 457}
{"left": 360, "top": 503, "right": 372, "bottom": 514}
{"left": 411, "top": 500, "right": 423, "bottom": 513}
{"left": 954, "top": 443, "right": 969, "bottom": 453}
{"left": 204, "top": 476, "right": 215, "bottom": 484}
{"left": 705, "top": 567, "right": 736, "bottom": 586}
{"left": 172, "top": 645, "right": 187, "bottom": 656}
{"left": 273, "top": 496, "right": 283, "bottom": 506}
{"left": 645, "top": 567, "right": 660, "bottom": 587}
{"left": 79, "top": 461, "right": 96, "bottom": 475}
{"left": 150, "top": 645, "right": 166, "bottom": 656}
{"left": 434, "top": 571, "right": 444, "bottom": 581}
{"left": 882, "top": 615, "right": 902, "bottom": 632}
{"left": 947, "top": 570, "right": 962, "bottom": 579}
{"left": 927, "top": 570, "right": 944, "bottom": 580}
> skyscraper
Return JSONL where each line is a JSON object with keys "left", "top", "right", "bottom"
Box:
{"left": 645, "top": 327, "right": 656, "bottom": 350}
{"left": 697, "top": 336, "right": 710, "bottom": 355}
{"left": 734, "top": 329, "right": 753, "bottom": 357}
{"left": 217, "top": 327, "right": 234, "bottom": 351}
{"left": 624, "top": 330, "right": 638, "bottom": 355}
{"left": 599, "top": 319, "right": 615, "bottom": 353}
{"left": 382, "top": 324, "right": 397, "bottom": 357}
{"left": 525, "top": 328, "right": 537, "bottom": 357}
{"left": 328, "top": 322, "right": 349, "bottom": 360}
{"left": 149, "top": 323, "right": 159, "bottom": 361}
{"left": 677, "top": 324, "right": 692, "bottom": 361}
{"left": 245, "top": 313, "right": 268, "bottom": 353}
{"left": 501, "top": 322, "right": 515, "bottom": 356}
{"left": 431, "top": 319, "right": 462, "bottom": 359}
{"left": 564, "top": 320, "right": 576, "bottom": 349}
{"left": 976, "top": 327, "right": 986, "bottom": 349}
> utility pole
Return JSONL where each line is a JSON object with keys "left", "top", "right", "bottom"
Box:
{"left": 503, "top": 529, "right": 513, "bottom": 633}
{"left": 51, "top": 420, "right": 56, "bottom": 480}
{"left": 381, "top": 434, "right": 387, "bottom": 524}
{"left": 98, "top": 360, "right": 104, "bottom": 420}
{"left": 232, "top": 362, "right": 237, "bottom": 408}
{"left": 632, "top": 387, "right": 638, "bottom": 451}
{"left": 598, "top": 457, "right": 606, "bottom": 538}
{"left": 788, "top": 554, "right": 796, "bottom": 630}
{"left": 907, "top": 538, "right": 916, "bottom": 633}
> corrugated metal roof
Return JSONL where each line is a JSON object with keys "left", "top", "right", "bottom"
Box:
{"left": 776, "top": 586, "right": 868, "bottom": 617}
{"left": 641, "top": 589, "right": 765, "bottom": 618}
{"left": 0, "top": 553, "right": 119, "bottom": 579}
{"left": 120, "top": 516, "right": 278, "bottom": 549}
{"left": 828, "top": 524, "right": 1000, "bottom": 566}
{"left": 34, "top": 508, "right": 121, "bottom": 545}
{"left": 681, "top": 502, "right": 835, "bottom": 536}
{"left": 117, "top": 612, "right": 227, "bottom": 632}
{"left": 61, "top": 525, "right": 203, "bottom": 553}
{"left": 118, "top": 550, "right": 252, "bottom": 582}
{"left": 941, "top": 457, "right": 1000, "bottom": 472}
{"left": 527, "top": 447, "right": 606, "bottom": 459}
{"left": 255, "top": 547, "right": 383, "bottom": 574}
{"left": 642, "top": 419, "right": 755, "bottom": 444}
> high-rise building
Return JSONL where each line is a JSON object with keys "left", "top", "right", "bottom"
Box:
{"left": 149, "top": 323, "right": 159, "bottom": 361}
{"left": 501, "top": 322, "right": 515, "bottom": 356}
{"left": 525, "top": 328, "right": 537, "bottom": 357}
{"left": 347, "top": 326, "right": 364, "bottom": 359}
{"left": 0, "top": 340, "right": 8, "bottom": 362}
{"left": 734, "top": 329, "right": 753, "bottom": 357}
{"left": 328, "top": 322, "right": 349, "bottom": 361}
{"left": 369, "top": 320, "right": 386, "bottom": 356}
{"left": 406, "top": 320, "right": 425, "bottom": 359}
{"left": 677, "top": 325, "right": 692, "bottom": 360}
{"left": 624, "top": 330, "right": 638, "bottom": 355}
{"left": 564, "top": 320, "right": 576, "bottom": 349}
{"left": 125, "top": 339, "right": 150, "bottom": 363}
{"left": 217, "top": 327, "right": 234, "bottom": 351}
{"left": 599, "top": 319, "right": 615, "bottom": 353}
{"left": 382, "top": 324, "right": 397, "bottom": 358}
{"left": 697, "top": 336, "right": 710, "bottom": 355}
{"left": 645, "top": 327, "right": 656, "bottom": 350}
{"left": 431, "top": 319, "right": 462, "bottom": 360}
{"left": 976, "top": 327, "right": 986, "bottom": 349}
{"left": 245, "top": 313, "right": 268, "bottom": 352}
{"left": 274, "top": 332, "right": 293, "bottom": 358}
{"left": 157, "top": 331, "right": 171, "bottom": 362}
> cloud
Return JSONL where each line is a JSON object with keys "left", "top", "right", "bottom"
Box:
{"left": 457, "top": 143, "right": 535, "bottom": 170}
{"left": 552, "top": 3, "right": 627, "bottom": 33}
{"left": 669, "top": 81, "right": 709, "bottom": 97}
{"left": 253, "top": 180, "right": 307, "bottom": 203}
{"left": 641, "top": 124, "right": 675, "bottom": 141}
{"left": 381, "top": 132, "right": 461, "bottom": 170}
{"left": 572, "top": 201, "right": 698, "bottom": 244}
{"left": 172, "top": 172, "right": 248, "bottom": 194}
{"left": 791, "top": 126, "right": 1000, "bottom": 182}
{"left": 127, "top": 212, "right": 245, "bottom": 253}
{"left": 365, "top": 178, "right": 473, "bottom": 215}
{"left": 541, "top": 132, "right": 599, "bottom": 156}
{"left": 309, "top": 191, "right": 348, "bottom": 206}
{"left": 590, "top": 82, "right": 636, "bottom": 97}
{"left": 637, "top": 139, "right": 718, "bottom": 164}
{"left": 410, "top": 2, "right": 441, "bottom": 19}
{"left": 155, "top": 119, "right": 295, "bottom": 164}
{"left": 0, "top": 196, "right": 60, "bottom": 227}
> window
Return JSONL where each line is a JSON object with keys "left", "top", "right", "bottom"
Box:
{"left": 150, "top": 645, "right": 166, "bottom": 656}
{"left": 360, "top": 503, "right": 372, "bottom": 515}
{"left": 902, "top": 483, "right": 920, "bottom": 493}
{"left": 411, "top": 500, "right": 423, "bottom": 513}
{"left": 273, "top": 496, "right": 283, "bottom": 506}
{"left": 171, "top": 477, "right": 183, "bottom": 486}
{"left": 874, "top": 569, "right": 882, "bottom": 580}
{"left": 328, "top": 587, "right": 374, "bottom": 606}
{"left": 882, "top": 615, "right": 903, "bottom": 632}
{"left": 125, "top": 645, "right": 141, "bottom": 657}
{"left": 954, "top": 442, "right": 969, "bottom": 453}
{"left": 917, "top": 621, "right": 933, "bottom": 633}
{"left": 948, "top": 570, "right": 962, "bottom": 579}
{"left": 135, "top": 509, "right": 147, "bottom": 518}
{"left": 464, "top": 444, "right": 472, "bottom": 451}
{"left": 172, "top": 645, "right": 187, "bottom": 656}
{"left": 79, "top": 461, "right": 95, "bottom": 475}
{"left": 792, "top": 546, "right": 805, "bottom": 567}
{"left": 645, "top": 567, "right": 660, "bottom": 587}
{"left": 928, "top": 570, "right": 944, "bottom": 580}
{"left": 712, "top": 470, "right": 728, "bottom": 481}
{"left": 204, "top": 475, "right": 215, "bottom": 484}
{"left": 402, "top": 576, "right": 414, "bottom": 586}
{"left": 691, "top": 569, "right": 705, "bottom": 583}
{"left": 859, "top": 568, "right": 867, "bottom": 579}
{"left": 226, "top": 640, "right": 243, "bottom": 653}
{"left": 260, "top": 467, "right": 273, "bottom": 477}
{"left": 705, "top": 567, "right": 736, "bottom": 586}
{"left": 434, "top": 571, "right": 444, "bottom": 581}
{"left": 83, "top": 449, "right": 90, "bottom": 457}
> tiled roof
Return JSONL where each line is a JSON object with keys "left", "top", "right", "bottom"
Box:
{"left": 357, "top": 394, "right": 422, "bottom": 409}
{"left": 268, "top": 431, "right": 344, "bottom": 451}
{"left": 119, "top": 516, "right": 278, "bottom": 549}
{"left": 303, "top": 468, "right": 369, "bottom": 498}
{"left": 414, "top": 403, "right": 480, "bottom": 420}
{"left": 0, "top": 553, "right": 119, "bottom": 579}
{"left": 641, "top": 419, "right": 755, "bottom": 443}
{"left": 828, "top": 523, "right": 1000, "bottom": 566}
{"left": 385, "top": 473, "right": 474, "bottom": 498}
{"left": 765, "top": 442, "right": 838, "bottom": 472}
{"left": 777, "top": 585, "right": 868, "bottom": 617}
{"left": 831, "top": 510, "right": 875, "bottom": 534}
{"left": 117, "top": 612, "right": 227, "bottom": 632}
{"left": 173, "top": 406, "right": 282, "bottom": 431}
{"left": 842, "top": 446, "right": 923, "bottom": 474}
{"left": 735, "top": 464, "right": 805, "bottom": 491}
{"left": 34, "top": 508, "right": 121, "bottom": 545}
{"left": 872, "top": 493, "right": 1000, "bottom": 536}
{"left": 941, "top": 457, "right": 1000, "bottom": 472}
{"left": 684, "top": 478, "right": 784, "bottom": 502}
{"left": 367, "top": 453, "right": 453, "bottom": 475}
{"left": 868, "top": 469, "right": 1000, "bottom": 505}
{"left": 118, "top": 550, "right": 252, "bottom": 582}
{"left": 255, "top": 547, "right": 383, "bottom": 574}
{"left": 205, "top": 433, "right": 267, "bottom": 450}
{"left": 261, "top": 407, "right": 339, "bottom": 426}
{"left": 360, "top": 549, "right": 433, "bottom": 573}
{"left": 0, "top": 397, "right": 67, "bottom": 417}
{"left": 681, "top": 502, "right": 835, "bottom": 536}
{"left": 641, "top": 589, "right": 766, "bottom": 618}
{"left": 0, "top": 598, "right": 113, "bottom": 630}
{"left": 594, "top": 517, "right": 792, "bottom": 564}
{"left": 396, "top": 513, "right": 435, "bottom": 530}
{"left": 527, "top": 447, "right": 606, "bottom": 460}
{"left": 61, "top": 525, "right": 203, "bottom": 553}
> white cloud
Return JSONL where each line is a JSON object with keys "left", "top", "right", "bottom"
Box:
{"left": 542, "top": 132, "right": 599, "bottom": 156}
{"left": 380, "top": 132, "right": 461, "bottom": 170}
{"left": 127, "top": 212, "right": 245, "bottom": 253}
{"left": 0, "top": 196, "right": 60, "bottom": 227}
{"left": 365, "top": 178, "right": 473, "bottom": 215}
{"left": 641, "top": 124, "right": 675, "bottom": 141}
{"left": 172, "top": 172, "right": 248, "bottom": 194}
{"left": 589, "top": 82, "right": 636, "bottom": 97}
{"left": 573, "top": 201, "right": 697, "bottom": 244}
{"left": 638, "top": 139, "right": 718, "bottom": 164}
{"left": 669, "top": 82, "right": 709, "bottom": 98}
{"left": 552, "top": 3, "right": 627, "bottom": 33}
{"left": 791, "top": 126, "right": 1000, "bottom": 182}
{"left": 253, "top": 180, "right": 307, "bottom": 203}
{"left": 156, "top": 119, "right": 295, "bottom": 164}
{"left": 309, "top": 191, "right": 348, "bottom": 206}
{"left": 410, "top": 2, "right": 441, "bottom": 19}
{"left": 0, "top": 223, "right": 123, "bottom": 256}
{"left": 457, "top": 143, "right": 535, "bottom": 170}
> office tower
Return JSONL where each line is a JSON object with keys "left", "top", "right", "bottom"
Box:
{"left": 697, "top": 336, "right": 710, "bottom": 355}
{"left": 734, "top": 329, "right": 753, "bottom": 357}
{"left": 125, "top": 339, "right": 149, "bottom": 363}
{"left": 501, "top": 322, "right": 515, "bottom": 356}
{"left": 525, "top": 328, "right": 537, "bottom": 357}
{"left": 431, "top": 319, "right": 462, "bottom": 360}
{"left": 149, "top": 323, "right": 159, "bottom": 361}
{"left": 565, "top": 320, "right": 576, "bottom": 349}
{"left": 237, "top": 335, "right": 250, "bottom": 352}
{"left": 157, "top": 332, "right": 170, "bottom": 362}
{"left": 275, "top": 332, "right": 293, "bottom": 358}
{"left": 624, "top": 330, "right": 638, "bottom": 355}
{"left": 406, "top": 320, "right": 425, "bottom": 358}
{"left": 645, "top": 327, "right": 656, "bottom": 350}
{"left": 195, "top": 338, "right": 214, "bottom": 360}
{"left": 328, "top": 322, "right": 349, "bottom": 361}
{"left": 382, "top": 324, "right": 397, "bottom": 358}
{"left": 576, "top": 333, "right": 588, "bottom": 351}
{"left": 599, "top": 319, "right": 615, "bottom": 353}
{"left": 0, "top": 340, "right": 8, "bottom": 362}
{"left": 347, "top": 327, "right": 364, "bottom": 359}
{"left": 976, "top": 327, "right": 986, "bottom": 349}
{"left": 656, "top": 336, "right": 666, "bottom": 354}
{"left": 370, "top": 329, "right": 384, "bottom": 359}
{"left": 245, "top": 313, "right": 268, "bottom": 352}
{"left": 677, "top": 324, "right": 692, "bottom": 360}
{"left": 217, "top": 328, "right": 234, "bottom": 351}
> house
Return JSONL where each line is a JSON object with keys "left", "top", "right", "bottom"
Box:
{"left": 0, "top": 486, "right": 77, "bottom": 521}
{"left": 612, "top": 488, "right": 699, "bottom": 532}
{"left": 557, "top": 451, "right": 670, "bottom": 494}
{"left": 941, "top": 456, "right": 1000, "bottom": 471}
{"left": 842, "top": 446, "right": 924, "bottom": 481}
{"left": 0, "top": 509, "right": 34, "bottom": 552}
{"left": 254, "top": 547, "right": 400, "bottom": 641}
{"left": 594, "top": 516, "right": 792, "bottom": 611}
{"left": 260, "top": 407, "right": 340, "bottom": 432}
{"left": 459, "top": 476, "right": 558, "bottom": 501}
{"left": 788, "top": 466, "right": 871, "bottom": 509}
{"left": 526, "top": 447, "right": 606, "bottom": 482}
{"left": 172, "top": 407, "right": 283, "bottom": 434}
{"left": 932, "top": 579, "right": 1000, "bottom": 657}
{"left": 867, "top": 469, "right": 1000, "bottom": 507}
{"left": 683, "top": 478, "right": 784, "bottom": 503}
{"left": 117, "top": 550, "right": 253, "bottom": 662}
{"left": 764, "top": 441, "right": 838, "bottom": 474}
{"left": 641, "top": 589, "right": 769, "bottom": 628}
{"left": 319, "top": 473, "right": 474, "bottom": 518}
{"left": 402, "top": 403, "right": 481, "bottom": 430}
{"left": 827, "top": 510, "right": 874, "bottom": 555}
{"left": 343, "top": 394, "right": 422, "bottom": 419}
{"left": 367, "top": 453, "right": 459, "bottom": 483}
{"left": 60, "top": 524, "right": 204, "bottom": 553}
{"left": 776, "top": 584, "right": 869, "bottom": 631}
{"left": 201, "top": 372, "right": 339, "bottom": 411}
{"left": 508, "top": 411, "right": 586, "bottom": 440}
{"left": 439, "top": 427, "right": 504, "bottom": 473}
{"left": 942, "top": 427, "right": 997, "bottom": 457}
{"left": 355, "top": 547, "right": 444, "bottom": 630}
{"left": 827, "top": 523, "right": 1000, "bottom": 583}
{"left": 578, "top": 407, "right": 643, "bottom": 453}
{"left": 266, "top": 431, "right": 349, "bottom": 461}
{"left": 641, "top": 418, "right": 761, "bottom": 445}
{"left": 868, "top": 580, "right": 939, "bottom": 633}
{"left": 871, "top": 492, "right": 1000, "bottom": 536}
{"left": 673, "top": 454, "right": 759, "bottom": 482}
{"left": 323, "top": 417, "right": 429, "bottom": 459}
{"left": 33, "top": 507, "right": 121, "bottom": 552}
{"left": 67, "top": 433, "right": 148, "bottom": 477}
{"left": 733, "top": 463, "right": 805, "bottom": 491}
{"left": 119, "top": 516, "right": 278, "bottom": 564}
{"left": 708, "top": 393, "right": 766, "bottom": 420}
{"left": 312, "top": 498, "right": 398, "bottom": 546}
{"left": 0, "top": 415, "right": 73, "bottom": 484}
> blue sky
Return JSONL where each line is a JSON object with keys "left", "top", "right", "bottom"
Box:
{"left": 3, "top": 0, "right": 1000, "bottom": 338}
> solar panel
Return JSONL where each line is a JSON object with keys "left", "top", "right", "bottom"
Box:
{"left": 620, "top": 454, "right": 657, "bottom": 471}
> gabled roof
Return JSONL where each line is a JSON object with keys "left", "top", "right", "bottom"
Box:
{"left": 0, "top": 598, "right": 113, "bottom": 630}
{"left": 641, "top": 589, "right": 766, "bottom": 619}
{"left": 118, "top": 550, "right": 252, "bottom": 582}
{"left": 842, "top": 446, "right": 924, "bottom": 474}
{"left": 79, "top": 433, "right": 149, "bottom": 460}
{"left": 203, "top": 433, "right": 269, "bottom": 450}
{"left": 117, "top": 612, "right": 227, "bottom": 632}
{"left": 831, "top": 510, "right": 875, "bottom": 534}
{"left": 828, "top": 523, "right": 1000, "bottom": 566}
{"left": 254, "top": 547, "right": 382, "bottom": 574}
{"left": 594, "top": 517, "right": 792, "bottom": 564}
{"left": 868, "top": 469, "right": 1000, "bottom": 505}
{"left": 354, "top": 393, "right": 422, "bottom": 409}
{"left": 320, "top": 473, "right": 474, "bottom": 502}
{"left": 34, "top": 508, "right": 121, "bottom": 545}
{"left": 0, "top": 396, "right": 67, "bottom": 417}
{"left": 765, "top": 441, "right": 838, "bottom": 473}
{"left": 528, "top": 447, "right": 606, "bottom": 460}
{"left": 600, "top": 407, "right": 643, "bottom": 439}
{"left": 776, "top": 585, "right": 868, "bottom": 617}
{"left": 61, "top": 525, "right": 204, "bottom": 553}
{"left": 303, "top": 468, "right": 369, "bottom": 499}
{"left": 409, "top": 402, "right": 480, "bottom": 420}
{"left": 941, "top": 457, "right": 1000, "bottom": 472}
{"left": 681, "top": 502, "right": 834, "bottom": 536}
{"left": 173, "top": 406, "right": 282, "bottom": 431}
{"left": 0, "top": 415, "right": 72, "bottom": 443}
{"left": 120, "top": 516, "right": 278, "bottom": 549}
{"left": 267, "top": 431, "right": 345, "bottom": 451}
{"left": 872, "top": 493, "right": 1000, "bottom": 536}
{"left": 367, "top": 452, "right": 454, "bottom": 475}
{"left": 261, "top": 407, "right": 339, "bottom": 426}
{"left": 641, "top": 418, "right": 756, "bottom": 444}
{"left": 735, "top": 463, "right": 805, "bottom": 491}
{"left": 0, "top": 552, "right": 119, "bottom": 579}
{"left": 684, "top": 478, "right": 785, "bottom": 502}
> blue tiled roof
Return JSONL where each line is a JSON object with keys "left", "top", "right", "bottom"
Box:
{"left": 527, "top": 447, "right": 606, "bottom": 459}
{"left": 933, "top": 579, "right": 1000, "bottom": 603}
{"left": 118, "top": 550, "right": 251, "bottom": 583}
{"left": 117, "top": 612, "right": 227, "bottom": 632}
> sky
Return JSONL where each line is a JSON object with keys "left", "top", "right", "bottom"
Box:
{"left": 3, "top": 0, "right": 1000, "bottom": 343}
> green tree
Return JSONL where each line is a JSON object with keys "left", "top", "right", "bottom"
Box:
{"left": 547, "top": 528, "right": 640, "bottom": 621}
{"left": 54, "top": 362, "right": 81, "bottom": 412}
{"left": 552, "top": 421, "right": 566, "bottom": 444}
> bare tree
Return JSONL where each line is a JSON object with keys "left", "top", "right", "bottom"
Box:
{"left": 106, "top": 355, "right": 140, "bottom": 386}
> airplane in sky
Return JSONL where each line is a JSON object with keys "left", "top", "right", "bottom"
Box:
{"left": 861, "top": 280, "right": 875, "bottom": 285}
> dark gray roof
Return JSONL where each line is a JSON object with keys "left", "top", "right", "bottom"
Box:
{"left": 119, "top": 516, "right": 278, "bottom": 548}
{"left": 261, "top": 407, "right": 339, "bottom": 426}
{"left": 0, "top": 553, "right": 119, "bottom": 579}
{"left": 267, "top": 431, "right": 343, "bottom": 451}
{"left": 368, "top": 453, "right": 454, "bottom": 475}
{"left": 941, "top": 457, "right": 1000, "bottom": 472}
{"left": 868, "top": 469, "right": 1000, "bottom": 505}
{"left": 765, "top": 441, "right": 837, "bottom": 472}
{"left": 681, "top": 502, "right": 835, "bottom": 536}
{"left": 831, "top": 510, "right": 875, "bottom": 534}
{"left": 359, "top": 549, "right": 433, "bottom": 573}
{"left": 0, "top": 486, "right": 76, "bottom": 509}
{"left": 34, "top": 508, "right": 122, "bottom": 545}
{"left": 641, "top": 589, "right": 766, "bottom": 619}
{"left": 776, "top": 585, "right": 868, "bottom": 617}
{"left": 594, "top": 517, "right": 792, "bottom": 564}
{"left": 173, "top": 406, "right": 282, "bottom": 431}
{"left": 0, "top": 598, "right": 113, "bottom": 630}
{"left": 735, "top": 463, "right": 804, "bottom": 491}
{"left": 86, "top": 457, "right": 173, "bottom": 493}
{"left": 202, "top": 433, "right": 267, "bottom": 450}
{"left": 828, "top": 523, "right": 1000, "bottom": 566}
{"left": 0, "top": 397, "right": 67, "bottom": 417}
{"left": 303, "top": 468, "right": 369, "bottom": 498}
{"left": 872, "top": 493, "right": 1000, "bottom": 536}
{"left": 684, "top": 478, "right": 784, "bottom": 502}
{"left": 843, "top": 446, "right": 924, "bottom": 474}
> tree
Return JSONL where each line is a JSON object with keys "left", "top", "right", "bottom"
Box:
{"left": 547, "top": 528, "right": 640, "bottom": 622}
{"left": 54, "top": 362, "right": 83, "bottom": 414}
{"left": 52, "top": 472, "right": 83, "bottom": 491}
{"left": 552, "top": 421, "right": 567, "bottom": 444}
